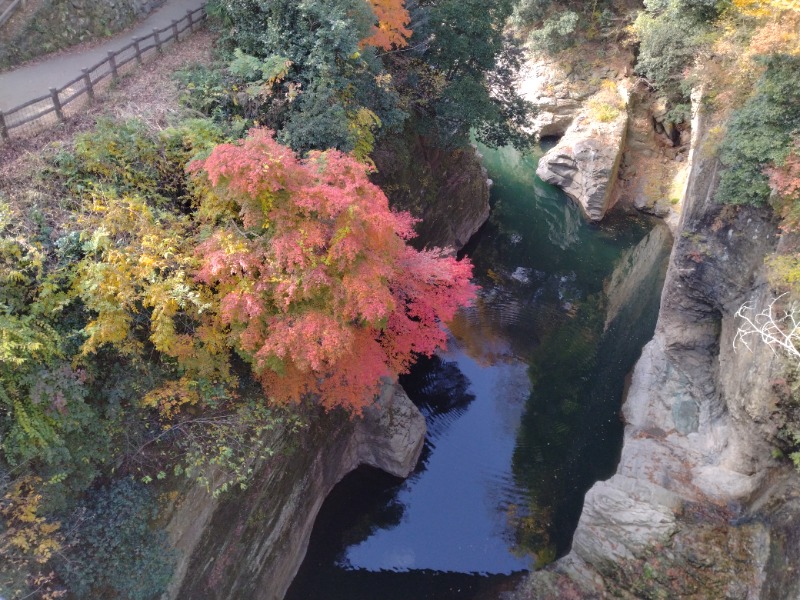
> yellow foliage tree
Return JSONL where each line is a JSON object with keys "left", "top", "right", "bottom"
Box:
{"left": 0, "top": 477, "right": 65, "bottom": 599}
{"left": 73, "top": 192, "right": 234, "bottom": 417}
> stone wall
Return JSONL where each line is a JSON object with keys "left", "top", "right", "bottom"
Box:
{"left": 0, "top": 0, "right": 166, "bottom": 69}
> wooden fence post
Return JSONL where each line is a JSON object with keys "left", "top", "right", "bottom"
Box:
{"left": 49, "top": 88, "right": 64, "bottom": 122}
{"left": 133, "top": 37, "right": 142, "bottom": 66}
{"left": 153, "top": 28, "right": 162, "bottom": 53}
{"left": 186, "top": 9, "right": 194, "bottom": 32}
{"left": 171, "top": 19, "right": 179, "bottom": 40}
{"left": 108, "top": 51, "right": 119, "bottom": 82}
{"left": 0, "top": 112, "right": 8, "bottom": 141}
{"left": 82, "top": 68, "right": 94, "bottom": 103}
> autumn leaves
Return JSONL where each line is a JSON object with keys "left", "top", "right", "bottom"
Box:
{"left": 75, "top": 127, "right": 475, "bottom": 416}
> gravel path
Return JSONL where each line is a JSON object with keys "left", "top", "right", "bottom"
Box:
{"left": 0, "top": 0, "right": 205, "bottom": 112}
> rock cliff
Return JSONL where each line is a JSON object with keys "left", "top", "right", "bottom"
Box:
{"left": 514, "top": 91, "right": 800, "bottom": 600}
{"left": 165, "top": 385, "right": 425, "bottom": 600}
{"left": 372, "top": 131, "right": 491, "bottom": 251}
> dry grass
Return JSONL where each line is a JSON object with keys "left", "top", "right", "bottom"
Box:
{"left": 0, "top": 28, "right": 215, "bottom": 235}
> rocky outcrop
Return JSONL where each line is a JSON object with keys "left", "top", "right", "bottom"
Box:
{"left": 514, "top": 89, "right": 800, "bottom": 600}
{"left": 536, "top": 104, "right": 628, "bottom": 221}
{"left": 372, "top": 128, "right": 490, "bottom": 251}
{"left": 516, "top": 46, "right": 634, "bottom": 140}
{"left": 165, "top": 384, "right": 425, "bottom": 600}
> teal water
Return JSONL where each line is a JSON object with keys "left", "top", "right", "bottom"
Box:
{"left": 285, "top": 145, "right": 672, "bottom": 599}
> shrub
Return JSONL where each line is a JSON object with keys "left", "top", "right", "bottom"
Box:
{"left": 56, "top": 478, "right": 175, "bottom": 600}
{"left": 528, "top": 11, "right": 580, "bottom": 54}
{"left": 633, "top": 1, "right": 707, "bottom": 102}
{"left": 716, "top": 55, "right": 800, "bottom": 206}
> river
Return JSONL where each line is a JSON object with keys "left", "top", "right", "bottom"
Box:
{"left": 285, "top": 144, "right": 672, "bottom": 599}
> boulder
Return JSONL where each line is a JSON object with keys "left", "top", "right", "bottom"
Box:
{"left": 536, "top": 110, "right": 628, "bottom": 221}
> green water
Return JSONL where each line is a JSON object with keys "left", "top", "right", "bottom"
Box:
{"left": 285, "top": 145, "right": 672, "bottom": 599}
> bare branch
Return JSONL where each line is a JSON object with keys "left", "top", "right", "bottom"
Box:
{"left": 734, "top": 293, "right": 800, "bottom": 362}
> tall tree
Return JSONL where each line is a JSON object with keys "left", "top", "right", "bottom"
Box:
{"left": 388, "top": 0, "right": 533, "bottom": 147}
{"left": 210, "top": 0, "right": 405, "bottom": 154}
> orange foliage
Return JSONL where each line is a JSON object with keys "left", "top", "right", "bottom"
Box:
{"left": 191, "top": 128, "right": 475, "bottom": 412}
{"left": 746, "top": 10, "right": 800, "bottom": 56}
{"left": 360, "top": 0, "right": 412, "bottom": 51}
{"left": 768, "top": 144, "right": 800, "bottom": 230}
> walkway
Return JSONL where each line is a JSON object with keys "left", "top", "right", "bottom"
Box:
{"left": 0, "top": 0, "right": 205, "bottom": 112}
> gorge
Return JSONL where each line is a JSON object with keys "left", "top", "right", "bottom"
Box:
{"left": 1, "top": 2, "right": 799, "bottom": 599}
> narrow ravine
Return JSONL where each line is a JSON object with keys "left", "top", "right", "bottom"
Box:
{"left": 285, "top": 144, "right": 672, "bottom": 600}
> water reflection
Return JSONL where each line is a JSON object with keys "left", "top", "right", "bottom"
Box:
{"left": 343, "top": 346, "right": 531, "bottom": 575}
{"left": 285, "top": 144, "right": 671, "bottom": 599}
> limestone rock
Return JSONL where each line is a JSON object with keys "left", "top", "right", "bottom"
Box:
{"left": 516, "top": 57, "right": 590, "bottom": 139}
{"left": 354, "top": 382, "right": 427, "bottom": 478}
{"left": 517, "top": 89, "right": 800, "bottom": 600}
{"left": 535, "top": 111, "right": 628, "bottom": 221}
{"left": 571, "top": 477, "right": 678, "bottom": 564}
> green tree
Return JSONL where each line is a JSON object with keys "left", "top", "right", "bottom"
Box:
{"left": 208, "top": 0, "right": 404, "bottom": 154}
{"left": 399, "top": 0, "right": 533, "bottom": 148}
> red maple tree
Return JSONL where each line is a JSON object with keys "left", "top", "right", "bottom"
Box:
{"left": 191, "top": 128, "right": 475, "bottom": 412}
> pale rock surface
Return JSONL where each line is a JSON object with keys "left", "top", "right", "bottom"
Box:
{"left": 516, "top": 58, "right": 589, "bottom": 138}
{"left": 535, "top": 109, "right": 628, "bottom": 221}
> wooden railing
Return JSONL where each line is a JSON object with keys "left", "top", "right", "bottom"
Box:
{"left": 0, "top": 5, "right": 206, "bottom": 141}
{"left": 0, "top": 0, "right": 26, "bottom": 28}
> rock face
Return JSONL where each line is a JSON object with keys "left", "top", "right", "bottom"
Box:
{"left": 372, "top": 130, "right": 490, "bottom": 251}
{"left": 516, "top": 48, "right": 634, "bottom": 141}
{"left": 516, "top": 58, "right": 588, "bottom": 138}
{"left": 165, "top": 384, "right": 425, "bottom": 600}
{"left": 514, "top": 94, "right": 800, "bottom": 600}
{"left": 536, "top": 109, "right": 628, "bottom": 221}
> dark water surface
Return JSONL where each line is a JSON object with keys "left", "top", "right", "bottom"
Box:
{"left": 285, "top": 145, "right": 672, "bottom": 599}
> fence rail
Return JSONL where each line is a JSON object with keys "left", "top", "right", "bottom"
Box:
{"left": 0, "top": 5, "right": 206, "bottom": 141}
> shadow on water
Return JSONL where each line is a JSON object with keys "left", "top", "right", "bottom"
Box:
{"left": 285, "top": 144, "right": 672, "bottom": 599}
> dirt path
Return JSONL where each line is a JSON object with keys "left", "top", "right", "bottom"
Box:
{"left": 0, "top": 0, "right": 204, "bottom": 112}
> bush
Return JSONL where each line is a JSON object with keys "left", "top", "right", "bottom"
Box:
{"left": 56, "top": 478, "right": 176, "bottom": 600}
{"left": 633, "top": 1, "right": 707, "bottom": 102}
{"left": 528, "top": 11, "right": 580, "bottom": 54}
{"left": 716, "top": 55, "right": 800, "bottom": 206}
{"left": 512, "top": 0, "right": 555, "bottom": 27}
{"left": 53, "top": 118, "right": 227, "bottom": 204}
